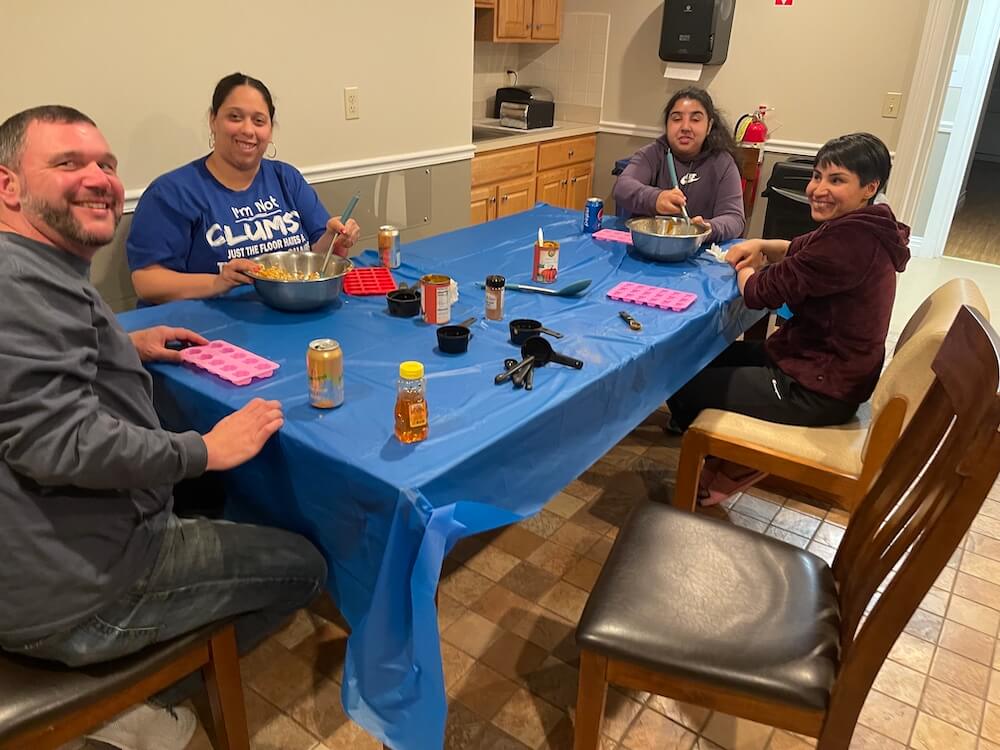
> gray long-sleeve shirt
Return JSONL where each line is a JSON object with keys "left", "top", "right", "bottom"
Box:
{"left": 0, "top": 232, "right": 207, "bottom": 643}
{"left": 612, "top": 136, "right": 746, "bottom": 243}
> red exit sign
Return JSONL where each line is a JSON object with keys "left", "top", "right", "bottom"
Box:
{"left": 775, "top": 0, "right": 792, "bottom": 5}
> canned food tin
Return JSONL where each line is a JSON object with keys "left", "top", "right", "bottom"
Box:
{"left": 583, "top": 197, "right": 604, "bottom": 233}
{"left": 420, "top": 274, "right": 453, "bottom": 324}
{"left": 532, "top": 240, "right": 560, "bottom": 284}
{"left": 378, "top": 225, "right": 401, "bottom": 269}
{"left": 307, "top": 339, "right": 344, "bottom": 409}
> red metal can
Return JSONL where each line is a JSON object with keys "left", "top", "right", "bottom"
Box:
{"left": 532, "top": 240, "right": 560, "bottom": 284}
{"left": 420, "top": 274, "right": 452, "bottom": 324}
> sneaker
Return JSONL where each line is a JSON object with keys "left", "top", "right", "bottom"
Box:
{"left": 86, "top": 703, "right": 196, "bottom": 750}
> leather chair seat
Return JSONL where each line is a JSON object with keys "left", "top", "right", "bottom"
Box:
{"left": 690, "top": 403, "right": 872, "bottom": 478}
{"left": 0, "top": 621, "right": 219, "bottom": 741}
{"left": 576, "top": 502, "right": 841, "bottom": 712}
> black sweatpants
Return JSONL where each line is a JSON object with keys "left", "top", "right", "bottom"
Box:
{"left": 666, "top": 341, "right": 859, "bottom": 431}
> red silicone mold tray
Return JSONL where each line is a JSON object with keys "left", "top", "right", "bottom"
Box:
{"left": 607, "top": 281, "right": 698, "bottom": 312}
{"left": 180, "top": 340, "right": 279, "bottom": 386}
{"left": 344, "top": 267, "right": 397, "bottom": 296}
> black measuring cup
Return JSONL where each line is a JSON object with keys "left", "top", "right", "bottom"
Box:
{"left": 509, "top": 319, "right": 564, "bottom": 346}
{"left": 436, "top": 317, "right": 476, "bottom": 354}
{"left": 520, "top": 336, "right": 583, "bottom": 369}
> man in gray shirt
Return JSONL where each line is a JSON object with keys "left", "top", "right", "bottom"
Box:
{"left": 0, "top": 106, "right": 327, "bottom": 750}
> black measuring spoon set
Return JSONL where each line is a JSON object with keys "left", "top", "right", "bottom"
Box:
{"left": 494, "top": 320, "right": 583, "bottom": 390}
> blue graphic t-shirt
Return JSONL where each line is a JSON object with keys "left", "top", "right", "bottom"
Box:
{"left": 126, "top": 158, "right": 331, "bottom": 275}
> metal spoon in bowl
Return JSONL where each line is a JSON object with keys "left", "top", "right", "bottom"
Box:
{"left": 666, "top": 148, "right": 691, "bottom": 226}
{"left": 320, "top": 193, "right": 360, "bottom": 276}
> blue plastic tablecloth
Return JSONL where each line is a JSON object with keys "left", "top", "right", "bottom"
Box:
{"left": 119, "top": 204, "right": 760, "bottom": 749}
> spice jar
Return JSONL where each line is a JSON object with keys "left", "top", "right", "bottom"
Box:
{"left": 394, "top": 361, "right": 428, "bottom": 444}
{"left": 484, "top": 275, "right": 505, "bottom": 321}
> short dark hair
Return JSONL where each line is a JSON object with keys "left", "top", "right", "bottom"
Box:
{"left": 815, "top": 132, "right": 892, "bottom": 196}
{"left": 0, "top": 105, "right": 97, "bottom": 170}
{"left": 211, "top": 73, "right": 276, "bottom": 120}
{"left": 663, "top": 86, "right": 738, "bottom": 160}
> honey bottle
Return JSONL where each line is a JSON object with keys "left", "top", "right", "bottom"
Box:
{"left": 394, "top": 361, "right": 428, "bottom": 443}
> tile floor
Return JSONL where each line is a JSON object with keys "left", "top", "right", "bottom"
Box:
{"left": 86, "top": 257, "right": 1000, "bottom": 750}
{"left": 142, "top": 407, "right": 997, "bottom": 750}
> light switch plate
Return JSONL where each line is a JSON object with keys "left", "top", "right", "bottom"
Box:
{"left": 882, "top": 92, "right": 902, "bottom": 119}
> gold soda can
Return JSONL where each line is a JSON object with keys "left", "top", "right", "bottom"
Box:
{"left": 378, "top": 225, "right": 401, "bottom": 268}
{"left": 307, "top": 339, "right": 344, "bottom": 409}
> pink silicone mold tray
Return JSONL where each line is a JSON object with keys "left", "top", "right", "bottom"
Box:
{"left": 180, "top": 340, "right": 279, "bottom": 386}
{"left": 344, "top": 267, "right": 397, "bottom": 296}
{"left": 607, "top": 281, "right": 698, "bottom": 312}
{"left": 592, "top": 228, "right": 633, "bottom": 245}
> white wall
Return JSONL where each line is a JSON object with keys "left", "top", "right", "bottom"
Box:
{"left": 4, "top": 1, "right": 473, "bottom": 192}
{"left": 563, "top": 0, "right": 928, "bottom": 148}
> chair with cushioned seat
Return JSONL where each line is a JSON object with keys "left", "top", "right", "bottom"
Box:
{"left": 672, "top": 277, "right": 989, "bottom": 514}
{"left": 0, "top": 621, "right": 248, "bottom": 750}
{"left": 574, "top": 305, "right": 1000, "bottom": 749}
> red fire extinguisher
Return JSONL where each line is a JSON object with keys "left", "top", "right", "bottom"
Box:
{"left": 735, "top": 105, "right": 769, "bottom": 143}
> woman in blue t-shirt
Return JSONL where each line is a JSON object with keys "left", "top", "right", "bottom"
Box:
{"left": 127, "top": 73, "right": 361, "bottom": 304}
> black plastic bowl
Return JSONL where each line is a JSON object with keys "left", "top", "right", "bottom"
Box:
{"left": 437, "top": 325, "right": 471, "bottom": 354}
{"left": 387, "top": 289, "right": 421, "bottom": 317}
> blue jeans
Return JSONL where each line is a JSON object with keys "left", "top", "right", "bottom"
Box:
{"left": 6, "top": 515, "right": 327, "bottom": 703}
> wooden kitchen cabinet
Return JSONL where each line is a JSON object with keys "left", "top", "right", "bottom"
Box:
{"left": 567, "top": 162, "right": 593, "bottom": 209}
{"left": 534, "top": 162, "right": 593, "bottom": 211}
{"left": 471, "top": 134, "right": 595, "bottom": 224}
{"left": 533, "top": 134, "right": 596, "bottom": 210}
{"left": 471, "top": 176, "right": 536, "bottom": 224}
{"left": 474, "top": 0, "right": 562, "bottom": 43}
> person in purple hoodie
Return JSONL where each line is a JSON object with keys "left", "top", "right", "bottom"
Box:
{"left": 666, "top": 132, "right": 910, "bottom": 503}
{"left": 613, "top": 86, "right": 745, "bottom": 243}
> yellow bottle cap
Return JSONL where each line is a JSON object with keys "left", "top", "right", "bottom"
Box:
{"left": 400, "top": 360, "right": 424, "bottom": 379}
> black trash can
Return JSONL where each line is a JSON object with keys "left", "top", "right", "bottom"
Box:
{"left": 761, "top": 156, "right": 820, "bottom": 240}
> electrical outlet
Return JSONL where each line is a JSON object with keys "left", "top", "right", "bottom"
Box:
{"left": 344, "top": 87, "right": 360, "bottom": 120}
{"left": 882, "top": 92, "right": 902, "bottom": 119}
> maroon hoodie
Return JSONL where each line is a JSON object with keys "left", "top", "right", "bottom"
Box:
{"left": 743, "top": 203, "right": 911, "bottom": 404}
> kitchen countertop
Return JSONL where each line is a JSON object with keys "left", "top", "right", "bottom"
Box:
{"left": 472, "top": 118, "right": 600, "bottom": 153}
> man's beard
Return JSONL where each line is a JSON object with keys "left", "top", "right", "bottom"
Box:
{"left": 23, "top": 192, "right": 121, "bottom": 249}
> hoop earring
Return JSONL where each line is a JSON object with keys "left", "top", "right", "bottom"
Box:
{"left": 208, "top": 133, "right": 215, "bottom": 150}
{"left": 266, "top": 142, "right": 277, "bottom": 159}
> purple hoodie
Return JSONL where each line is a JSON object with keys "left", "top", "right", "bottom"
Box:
{"left": 613, "top": 136, "right": 746, "bottom": 243}
{"left": 744, "top": 203, "right": 911, "bottom": 404}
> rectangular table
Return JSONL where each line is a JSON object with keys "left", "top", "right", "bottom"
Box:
{"left": 120, "top": 204, "right": 759, "bottom": 749}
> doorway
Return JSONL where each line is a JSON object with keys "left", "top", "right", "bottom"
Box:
{"left": 944, "top": 43, "right": 1000, "bottom": 264}
{"left": 912, "top": 0, "right": 1000, "bottom": 259}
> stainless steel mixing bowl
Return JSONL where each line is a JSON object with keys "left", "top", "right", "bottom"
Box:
{"left": 246, "top": 251, "right": 353, "bottom": 312}
{"left": 625, "top": 216, "right": 711, "bottom": 262}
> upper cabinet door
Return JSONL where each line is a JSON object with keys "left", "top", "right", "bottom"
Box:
{"left": 531, "top": 0, "right": 561, "bottom": 40}
{"left": 496, "top": 0, "right": 532, "bottom": 40}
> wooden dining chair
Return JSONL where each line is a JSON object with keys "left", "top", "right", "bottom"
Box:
{"left": 0, "top": 621, "right": 249, "bottom": 750}
{"left": 673, "top": 277, "right": 989, "bottom": 513}
{"left": 573, "top": 305, "right": 1000, "bottom": 749}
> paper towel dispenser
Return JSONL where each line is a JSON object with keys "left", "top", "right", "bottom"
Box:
{"left": 659, "top": 0, "right": 735, "bottom": 65}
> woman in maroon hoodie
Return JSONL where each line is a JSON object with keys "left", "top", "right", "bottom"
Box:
{"left": 667, "top": 132, "right": 910, "bottom": 499}
{"left": 613, "top": 86, "right": 746, "bottom": 243}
